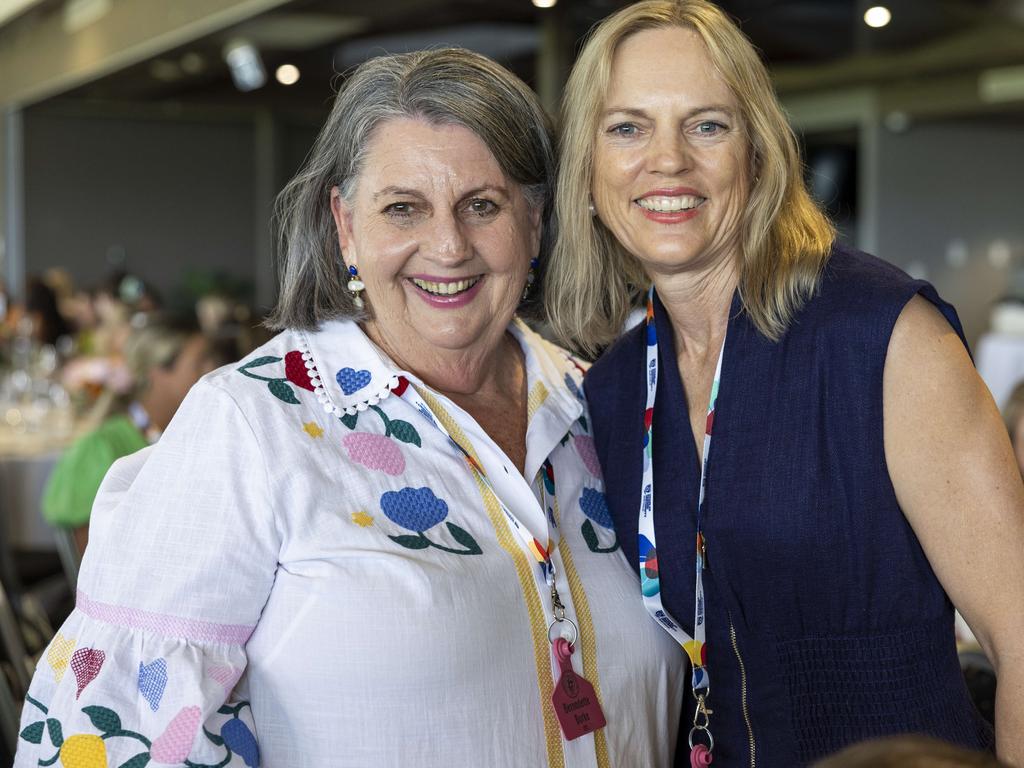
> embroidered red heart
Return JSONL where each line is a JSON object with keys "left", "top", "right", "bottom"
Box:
{"left": 71, "top": 647, "right": 105, "bottom": 699}
{"left": 392, "top": 376, "right": 409, "bottom": 397}
{"left": 284, "top": 350, "right": 315, "bottom": 391}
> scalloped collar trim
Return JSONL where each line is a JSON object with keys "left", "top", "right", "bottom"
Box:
{"left": 297, "top": 320, "right": 405, "bottom": 417}
{"left": 296, "top": 318, "right": 586, "bottom": 419}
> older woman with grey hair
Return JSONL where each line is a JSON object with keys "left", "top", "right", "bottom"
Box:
{"left": 15, "top": 49, "right": 685, "bottom": 768}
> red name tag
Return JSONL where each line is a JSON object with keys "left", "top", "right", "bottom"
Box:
{"left": 550, "top": 637, "right": 607, "bottom": 740}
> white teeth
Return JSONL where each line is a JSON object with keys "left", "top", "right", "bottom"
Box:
{"left": 636, "top": 195, "right": 704, "bottom": 212}
{"left": 411, "top": 277, "right": 480, "bottom": 296}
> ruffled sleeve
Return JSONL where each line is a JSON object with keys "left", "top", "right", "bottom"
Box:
{"left": 16, "top": 378, "right": 280, "bottom": 768}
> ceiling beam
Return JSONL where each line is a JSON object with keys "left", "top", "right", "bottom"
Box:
{"left": 0, "top": 0, "right": 294, "bottom": 108}
{"left": 772, "top": 21, "right": 1024, "bottom": 94}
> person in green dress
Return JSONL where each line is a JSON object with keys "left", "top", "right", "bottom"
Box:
{"left": 42, "top": 318, "right": 214, "bottom": 552}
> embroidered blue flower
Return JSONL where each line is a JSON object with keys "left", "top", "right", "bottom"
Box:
{"left": 221, "top": 718, "right": 260, "bottom": 767}
{"left": 381, "top": 486, "right": 449, "bottom": 532}
{"left": 579, "top": 488, "right": 614, "bottom": 529}
{"left": 564, "top": 372, "right": 584, "bottom": 402}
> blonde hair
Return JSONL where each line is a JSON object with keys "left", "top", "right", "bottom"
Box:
{"left": 545, "top": 0, "right": 835, "bottom": 355}
{"left": 812, "top": 735, "right": 1005, "bottom": 768}
{"left": 123, "top": 319, "right": 199, "bottom": 397}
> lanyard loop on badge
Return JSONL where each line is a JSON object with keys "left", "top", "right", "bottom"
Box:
{"left": 639, "top": 286, "right": 726, "bottom": 758}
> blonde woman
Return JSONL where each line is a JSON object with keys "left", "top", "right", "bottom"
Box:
{"left": 546, "top": 1, "right": 1024, "bottom": 765}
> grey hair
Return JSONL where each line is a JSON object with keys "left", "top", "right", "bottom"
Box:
{"left": 266, "top": 47, "right": 556, "bottom": 331}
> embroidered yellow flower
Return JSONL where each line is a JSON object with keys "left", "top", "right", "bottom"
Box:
{"left": 303, "top": 421, "right": 324, "bottom": 439}
{"left": 59, "top": 734, "right": 107, "bottom": 768}
{"left": 46, "top": 632, "right": 75, "bottom": 682}
{"left": 350, "top": 511, "right": 374, "bottom": 528}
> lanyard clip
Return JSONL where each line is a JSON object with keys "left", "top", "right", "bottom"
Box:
{"left": 551, "top": 584, "right": 566, "bottom": 622}
{"left": 692, "top": 694, "right": 713, "bottom": 729}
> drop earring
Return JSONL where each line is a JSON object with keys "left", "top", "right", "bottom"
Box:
{"left": 347, "top": 264, "right": 365, "bottom": 309}
{"left": 522, "top": 257, "right": 540, "bottom": 302}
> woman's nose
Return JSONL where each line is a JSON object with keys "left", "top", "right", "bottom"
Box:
{"left": 428, "top": 212, "right": 470, "bottom": 263}
{"left": 647, "top": 131, "right": 692, "bottom": 176}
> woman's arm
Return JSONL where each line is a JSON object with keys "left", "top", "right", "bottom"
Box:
{"left": 15, "top": 379, "right": 279, "bottom": 767}
{"left": 884, "top": 295, "right": 1024, "bottom": 765}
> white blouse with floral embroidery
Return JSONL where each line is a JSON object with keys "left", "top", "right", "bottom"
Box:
{"left": 16, "top": 319, "right": 685, "bottom": 768}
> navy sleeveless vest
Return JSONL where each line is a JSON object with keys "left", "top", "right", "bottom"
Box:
{"left": 585, "top": 246, "right": 992, "bottom": 766}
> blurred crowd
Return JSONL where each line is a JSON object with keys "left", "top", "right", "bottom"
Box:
{"left": 0, "top": 268, "right": 270, "bottom": 554}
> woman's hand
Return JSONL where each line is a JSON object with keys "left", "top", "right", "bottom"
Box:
{"left": 884, "top": 295, "right": 1024, "bottom": 765}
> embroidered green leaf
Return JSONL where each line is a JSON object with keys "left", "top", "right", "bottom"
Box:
{"left": 19, "top": 721, "right": 44, "bottom": 744}
{"left": 46, "top": 718, "right": 63, "bottom": 748}
{"left": 445, "top": 522, "right": 482, "bottom": 555}
{"left": 340, "top": 412, "right": 359, "bottom": 430}
{"left": 581, "top": 520, "right": 620, "bottom": 554}
{"left": 387, "top": 419, "right": 421, "bottom": 448}
{"left": 119, "top": 753, "right": 151, "bottom": 768}
{"left": 389, "top": 534, "right": 431, "bottom": 550}
{"left": 267, "top": 379, "right": 300, "bottom": 405}
{"left": 238, "top": 355, "right": 281, "bottom": 371}
{"left": 203, "top": 725, "right": 225, "bottom": 746}
{"left": 82, "top": 705, "right": 121, "bottom": 734}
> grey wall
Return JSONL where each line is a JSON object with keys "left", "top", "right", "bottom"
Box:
{"left": 21, "top": 106, "right": 322, "bottom": 312}
{"left": 871, "top": 118, "right": 1024, "bottom": 348}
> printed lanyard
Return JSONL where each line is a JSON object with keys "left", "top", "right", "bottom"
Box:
{"left": 398, "top": 378, "right": 609, "bottom": 740}
{"left": 638, "top": 287, "right": 725, "bottom": 760}
{"left": 397, "top": 382, "right": 571, "bottom": 635}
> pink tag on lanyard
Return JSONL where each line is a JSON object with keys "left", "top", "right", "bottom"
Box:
{"left": 550, "top": 638, "right": 607, "bottom": 740}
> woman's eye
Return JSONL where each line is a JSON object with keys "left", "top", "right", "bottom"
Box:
{"left": 608, "top": 123, "right": 639, "bottom": 137}
{"left": 383, "top": 202, "right": 414, "bottom": 216}
{"left": 695, "top": 121, "right": 726, "bottom": 136}
{"left": 466, "top": 198, "right": 498, "bottom": 216}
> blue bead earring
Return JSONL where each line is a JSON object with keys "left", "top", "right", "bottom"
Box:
{"left": 346, "top": 264, "right": 365, "bottom": 309}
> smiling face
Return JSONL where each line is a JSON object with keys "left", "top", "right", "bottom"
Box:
{"left": 331, "top": 118, "right": 541, "bottom": 362}
{"left": 592, "top": 26, "right": 752, "bottom": 279}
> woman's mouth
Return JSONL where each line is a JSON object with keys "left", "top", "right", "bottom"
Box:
{"left": 410, "top": 276, "right": 481, "bottom": 296}
{"left": 407, "top": 275, "right": 485, "bottom": 308}
{"left": 635, "top": 194, "right": 705, "bottom": 213}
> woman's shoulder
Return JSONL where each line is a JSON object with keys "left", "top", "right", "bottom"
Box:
{"left": 199, "top": 327, "right": 327, "bottom": 415}
{"left": 798, "top": 244, "right": 965, "bottom": 346}
{"left": 583, "top": 320, "right": 645, "bottom": 402}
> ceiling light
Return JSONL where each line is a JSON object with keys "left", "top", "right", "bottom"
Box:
{"left": 532, "top": 0, "right": 557, "bottom": 7}
{"left": 223, "top": 39, "right": 266, "bottom": 92}
{"left": 275, "top": 64, "right": 300, "bottom": 86}
{"left": 864, "top": 6, "right": 891, "bottom": 28}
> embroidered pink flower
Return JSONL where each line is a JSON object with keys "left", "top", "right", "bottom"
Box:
{"left": 208, "top": 664, "right": 243, "bottom": 694}
{"left": 574, "top": 435, "right": 602, "bottom": 477}
{"left": 343, "top": 433, "right": 405, "bottom": 476}
{"left": 150, "top": 705, "right": 202, "bottom": 764}
{"left": 284, "top": 350, "right": 314, "bottom": 391}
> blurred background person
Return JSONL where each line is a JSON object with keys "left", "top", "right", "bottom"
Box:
{"left": 41, "top": 318, "right": 214, "bottom": 554}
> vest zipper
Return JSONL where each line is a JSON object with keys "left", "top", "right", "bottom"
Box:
{"left": 729, "top": 618, "right": 756, "bottom": 767}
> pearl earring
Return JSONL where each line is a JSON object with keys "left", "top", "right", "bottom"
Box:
{"left": 347, "top": 264, "right": 365, "bottom": 309}
{"left": 588, "top": 201, "right": 596, "bottom": 217}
